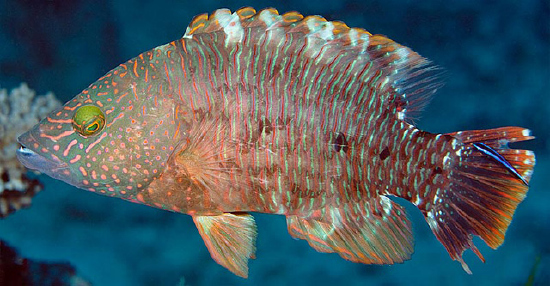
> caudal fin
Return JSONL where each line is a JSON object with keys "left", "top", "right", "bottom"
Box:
{"left": 423, "top": 127, "right": 535, "bottom": 273}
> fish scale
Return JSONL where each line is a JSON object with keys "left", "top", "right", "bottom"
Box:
{"left": 16, "top": 7, "right": 535, "bottom": 279}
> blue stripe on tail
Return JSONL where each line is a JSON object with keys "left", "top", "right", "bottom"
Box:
{"left": 472, "top": 142, "right": 529, "bottom": 186}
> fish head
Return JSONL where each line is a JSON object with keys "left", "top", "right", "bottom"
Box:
{"left": 17, "top": 63, "right": 183, "bottom": 198}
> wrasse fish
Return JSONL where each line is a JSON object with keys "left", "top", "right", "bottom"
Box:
{"left": 16, "top": 7, "right": 535, "bottom": 278}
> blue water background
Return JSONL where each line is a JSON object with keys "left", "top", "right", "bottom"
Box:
{"left": 0, "top": 0, "right": 548, "bottom": 285}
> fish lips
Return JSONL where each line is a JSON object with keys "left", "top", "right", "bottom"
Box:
{"left": 16, "top": 131, "right": 75, "bottom": 185}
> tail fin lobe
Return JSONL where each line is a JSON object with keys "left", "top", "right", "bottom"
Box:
{"left": 423, "top": 127, "right": 535, "bottom": 273}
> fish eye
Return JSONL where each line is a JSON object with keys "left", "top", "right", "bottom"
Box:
{"left": 72, "top": 105, "right": 106, "bottom": 137}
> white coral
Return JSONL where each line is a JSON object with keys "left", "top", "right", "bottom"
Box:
{"left": 0, "top": 83, "right": 61, "bottom": 216}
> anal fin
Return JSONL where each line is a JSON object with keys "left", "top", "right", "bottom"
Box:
{"left": 287, "top": 196, "right": 414, "bottom": 265}
{"left": 193, "top": 213, "right": 257, "bottom": 278}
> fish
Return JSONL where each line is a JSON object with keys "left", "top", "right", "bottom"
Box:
{"left": 16, "top": 7, "right": 536, "bottom": 278}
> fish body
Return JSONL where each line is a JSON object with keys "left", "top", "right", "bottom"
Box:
{"left": 16, "top": 7, "right": 535, "bottom": 278}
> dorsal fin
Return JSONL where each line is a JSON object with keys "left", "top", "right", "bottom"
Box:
{"left": 183, "top": 7, "right": 440, "bottom": 122}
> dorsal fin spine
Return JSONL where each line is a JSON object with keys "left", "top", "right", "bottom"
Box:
{"left": 182, "top": 7, "right": 439, "bottom": 121}
{"left": 258, "top": 8, "right": 280, "bottom": 27}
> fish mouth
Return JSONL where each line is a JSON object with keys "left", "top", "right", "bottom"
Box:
{"left": 16, "top": 145, "right": 68, "bottom": 172}
{"left": 16, "top": 132, "right": 70, "bottom": 180}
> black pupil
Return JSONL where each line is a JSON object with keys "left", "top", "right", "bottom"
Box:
{"left": 87, "top": 122, "right": 98, "bottom": 131}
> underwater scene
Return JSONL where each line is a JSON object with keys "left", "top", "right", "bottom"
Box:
{"left": 0, "top": 0, "right": 548, "bottom": 285}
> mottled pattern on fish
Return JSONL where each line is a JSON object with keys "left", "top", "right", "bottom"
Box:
{"left": 17, "top": 7, "right": 535, "bottom": 278}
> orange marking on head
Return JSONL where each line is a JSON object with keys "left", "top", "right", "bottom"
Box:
{"left": 47, "top": 117, "right": 72, "bottom": 124}
{"left": 132, "top": 60, "right": 139, "bottom": 77}
{"left": 101, "top": 174, "right": 107, "bottom": 180}
{"left": 173, "top": 122, "right": 181, "bottom": 139}
{"left": 136, "top": 193, "right": 145, "bottom": 203}
{"left": 79, "top": 167, "right": 88, "bottom": 176}
{"left": 85, "top": 132, "right": 108, "bottom": 154}
{"left": 105, "top": 106, "right": 115, "bottom": 115}
{"left": 65, "top": 103, "right": 81, "bottom": 111}
{"left": 69, "top": 154, "right": 82, "bottom": 164}
{"left": 40, "top": 130, "right": 75, "bottom": 141}
{"left": 131, "top": 84, "right": 139, "bottom": 100}
{"left": 101, "top": 165, "right": 109, "bottom": 172}
{"left": 116, "top": 92, "right": 128, "bottom": 103}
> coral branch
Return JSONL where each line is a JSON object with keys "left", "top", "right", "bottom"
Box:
{"left": 0, "top": 83, "right": 61, "bottom": 218}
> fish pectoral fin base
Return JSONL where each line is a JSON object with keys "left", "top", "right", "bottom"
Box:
{"left": 286, "top": 197, "right": 414, "bottom": 265}
{"left": 193, "top": 213, "right": 257, "bottom": 278}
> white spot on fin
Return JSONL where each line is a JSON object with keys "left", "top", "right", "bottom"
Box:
{"left": 259, "top": 9, "right": 280, "bottom": 28}
{"left": 349, "top": 28, "right": 359, "bottom": 46}
{"left": 380, "top": 196, "right": 392, "bottom": 215}
{"left": 182, "top": 28, "right": 193, "bottom": 39}
{"left": 216, "top": 11, "right": 244, "bottom": 46}
{"left": 307, "top": 19, "right": 334, "bottom": 41}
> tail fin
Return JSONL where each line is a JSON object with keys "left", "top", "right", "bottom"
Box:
{"left": 423, "top": 127, "right": 535, "bottom": 273}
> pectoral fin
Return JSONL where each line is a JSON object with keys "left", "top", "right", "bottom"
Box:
{"left": 193, "top": 213, "right": 257, "bottom": 278}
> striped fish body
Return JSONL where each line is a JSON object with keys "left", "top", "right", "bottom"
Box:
{"left": 17, "top": 8, "right": 535, "bottom": 278}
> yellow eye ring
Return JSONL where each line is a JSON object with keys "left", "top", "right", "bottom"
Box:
{"left": 72, "top": 105, "right": 106, "bottom": 137}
